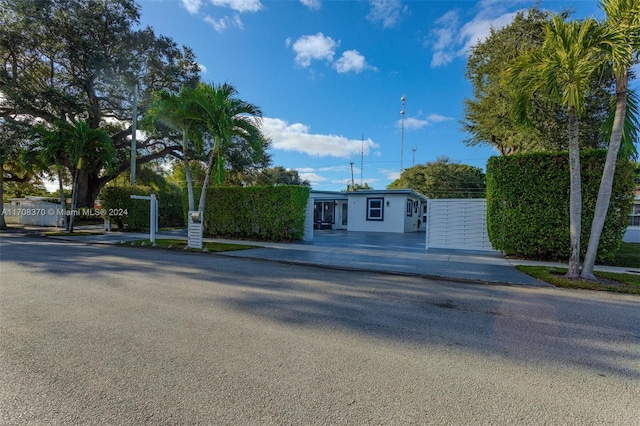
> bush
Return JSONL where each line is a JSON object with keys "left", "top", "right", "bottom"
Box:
{"left": 186, "top": 185, "right": 310, "bottom": 241}
{"left": 100, "top": 185, "right": 184, "bottom": 231}
{"left": 486, "top": 150, "right": 635, "bottom": 262}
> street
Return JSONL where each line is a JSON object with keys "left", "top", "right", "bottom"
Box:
{"left": 1, "top": 234, "right": 639, "bottom": 424}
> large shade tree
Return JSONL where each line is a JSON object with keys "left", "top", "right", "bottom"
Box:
{"left": 388, "top": 156, "right": 486, "bottom": 199}
{"left": 463, "top": 8, "right": 613, "bottom": 155}
{"left": 0, "top": 0, "right": 201, "bottom": 208}
{"left": 508, "top": 16, "right": 603, "bottom": 278}
{"left": 581, "top": 0, "right": 640, "bottom": 280}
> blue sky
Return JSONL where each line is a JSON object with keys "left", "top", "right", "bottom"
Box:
{"left": 137, "top": 0, "right": 607, "bottom": 191}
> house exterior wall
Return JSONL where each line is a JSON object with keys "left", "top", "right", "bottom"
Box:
{"left": 308, "top": 190, "right": 426, "bottom": 235}
{"left": 623, "top": 195, "right": 640, "bottom": 243}
{"left": 347, "top": 193, "right": 408, "bottom": 233}
{"left": 5, "top": 197, "right": 64, "bottom": 227}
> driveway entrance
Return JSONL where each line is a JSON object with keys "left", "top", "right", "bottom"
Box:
{"left": 307, "top": 229, "right": 427, "bottom": 253}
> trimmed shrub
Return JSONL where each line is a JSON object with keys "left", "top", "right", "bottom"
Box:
{"left": 186, "top": 185, "right": 310, "bottom": 242}
{"left": 100, "top": 185, "right": 184, "bottom": 231}
{"left": 486, "top": 150, "right": 634, "bottom": 262}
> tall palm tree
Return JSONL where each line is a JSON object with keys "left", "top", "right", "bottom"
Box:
{"left": 581, "top": 0, "right": 640, "bottom": 280}
{"left": 508, "top": 15, "right": 603, "bottom": 278}
{"left": 190, "top": 82, "right": 264, "bottom": 213}
{"left": 145, "top": 85, "right": 204, "bottom": 212}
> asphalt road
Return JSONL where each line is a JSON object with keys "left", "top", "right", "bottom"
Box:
{"left": 1, "top": 235, "right": 639, "bottom": 425}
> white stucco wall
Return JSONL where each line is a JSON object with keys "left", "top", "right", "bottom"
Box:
{"left": 347, "top": 193, "right": 408, "bottom": 233}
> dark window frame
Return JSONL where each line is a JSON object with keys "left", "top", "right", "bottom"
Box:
{"left": 367, "top": 197, "right": 384, "bottom": 221}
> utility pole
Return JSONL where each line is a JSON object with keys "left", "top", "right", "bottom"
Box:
{"left": 400, "top": 96, "right": 406, "bottom": 172}
{"left": 130, "top": 83, "right": 138, "bottom": 185}
{"left": 412, "top": 146, "right": 417, "bottom": 166}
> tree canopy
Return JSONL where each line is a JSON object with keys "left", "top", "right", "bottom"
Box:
{"left": 387, "top": 157, "right": 485, "bottom": 198}
{"left": 1, "top": 0, "right": 201, "bottom": 207}
{"left": 462, "top": 8, "right": 613, "bottom": 155}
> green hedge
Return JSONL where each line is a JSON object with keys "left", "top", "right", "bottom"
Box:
{"left": 486, "top": 150, "right": 635, "bottom": 262}
{"left": 186, "top": 185, "right": 310, "bottom": 241}
{"left": 100, "top": 185, "right": 184, "bottom": 231}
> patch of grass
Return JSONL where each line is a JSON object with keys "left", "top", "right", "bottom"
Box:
{"left": 117, "top": 238, "right": 258, "bottom": 253}
{"left": 609, "top": 242, "right": 640, "bottom": 268}
{"left": 516, "top": 265, "right": 640, "bottom": 294}
{"left": 44, "top": 231, "right": 104, "bottom": 236}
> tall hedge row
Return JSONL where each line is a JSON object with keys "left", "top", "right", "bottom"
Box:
{"left": 100, "top": 185, "right": 184, "bottom": 231}
{"left": 486, "top": 150, "right": 634, "bottom": 262}
{"left": 188, "top": 185, "right": 309, "bottom": 241}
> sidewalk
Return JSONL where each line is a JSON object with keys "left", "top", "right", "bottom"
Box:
{"left": 4, "top": 225, "right": 639, "bottom": 287}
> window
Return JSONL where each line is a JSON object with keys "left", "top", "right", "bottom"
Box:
{"left": 367, "top": 197, "right": 384, "bottom": 221}
{"left": 630, "top": 203, "right": 640, "bottom": 227}
{"left": 406, "top": 200, "right": 413, "bottom": 217}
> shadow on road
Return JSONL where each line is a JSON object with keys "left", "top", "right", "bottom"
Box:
{"left": 3, "top": 235, "right": 639, "bottom": 379}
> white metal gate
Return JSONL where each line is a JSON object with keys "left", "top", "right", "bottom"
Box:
{"left": 425, "top": 199, "right": 495, "bottom": 251}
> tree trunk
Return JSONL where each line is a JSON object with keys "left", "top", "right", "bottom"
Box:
{"left": 183, "top": 131, "right": 195, "bottom": 212}
{"left": 68, "top": 171, "right": 79, "bottom": 233}
{"left": 566, "top": 107, "right": 582, "bottom": 279}
{"left": 0, "top": 160, "right": 6, "bottom": 229}
{"left": 74, "top": 166, "right": 105, "bottom": 209}
{"left": 580, "top": 71, "right": 628, "bottom": 280}
{"left": 57, "top": 168, "right": 67, "bottom": 230}
{"left": 198, "top": 147, "right": 218, "bottom": 213}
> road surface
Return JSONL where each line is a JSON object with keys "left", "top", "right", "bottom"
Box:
{"left": 1, "top": 235, "right": 639, "bottom": 424}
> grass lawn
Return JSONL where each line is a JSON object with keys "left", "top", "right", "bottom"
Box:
{"left": 117, "top": 238, "right": 258, "bottom": 253}
{"left": 516, "top": 265, "right": 640, "bottom": 294}
{"left": 43, "top": 231, "right": 104, "bottom": 236}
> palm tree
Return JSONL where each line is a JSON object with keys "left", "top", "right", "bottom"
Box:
{"left": 62, "top": 120, "right": 115, "bottom": 232}
{"left": 508, "top": 15, "right": 603, "bottom": 278}
{"left": 581, "top": 0, "right": 640, "bottom": 280}
{"left": 30, "top": 121, "right": 73, "bottom": 229}
{"left": 145, "top": 85, "right": 204, "bottom": 212}
{"left": 189, "top": 82, "right": 264, "bottom": 213}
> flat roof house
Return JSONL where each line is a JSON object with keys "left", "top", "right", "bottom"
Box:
{"left": 306, "top": 189, "right": 428, "bottom": 240}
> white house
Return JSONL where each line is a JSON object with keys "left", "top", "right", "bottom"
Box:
{"left": 623, "top": 195, "right": 640, "bottom": 243}
{"left": 305, "top": 189, "right": 427, "bottom": 239}
{"left": 3, "top": 196, "right": 64, "bottom": 227}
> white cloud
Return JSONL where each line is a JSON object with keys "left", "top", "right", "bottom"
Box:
{"left": 263, "top": 117, "right": 379, "bottom": 158}
{"left": 367, "top": 0, "right": 409, "bottom": 29}
{"left": 209, "top": 0, "right": 263, "bottom": 13}
{"left": 380, "top": 168, "right": 400, "bottom": 182}
{"left": 290, "top": 33, "right": 339, "bottom": 67}
{"left": 298, "top": 171, "right": 327, "bottom": 185}
{"left": 429, "top": 3, "right": 522, "bottom": 67}
{"left": 181, "top": 0, "right": 203, "bottom": 14}
{"left": 300, "top": 0, "right": 321, "bottom": 11}
{"left": 398, "top": 114, "right": 453, "bottom": 130}
{"left": 333, "top": 50, "right": 376, "bottom": 74}
{"left": 204, "top": 14, "right": 244, "bottom": 32}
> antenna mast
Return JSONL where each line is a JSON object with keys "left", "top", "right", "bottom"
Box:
{"left": 360, "top": 133, "right": 364, "bottom": 186}
{"left": 400, "top": 95, "right": 406, "bottom": 172}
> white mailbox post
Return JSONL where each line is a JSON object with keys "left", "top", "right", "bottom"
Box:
{"left": 188, "top": 210, "right": 203, "bottom": 249}
{"left": 130, "top": 194, "right": 158, "bottom": 244}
